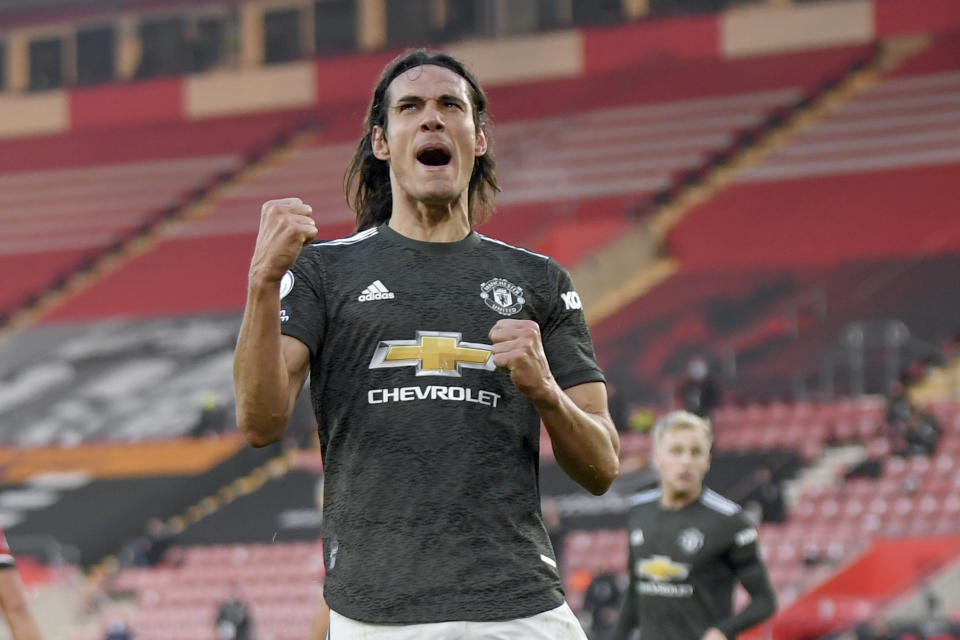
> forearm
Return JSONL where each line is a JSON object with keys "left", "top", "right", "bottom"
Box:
{"left": 234, "top": 277, "right": 293, "bottom": 447}
{"left": 534, "top": 384, "right": 619, "bottom": 495}
{"left": 611, "top": 581, "right": 638, "bottom": 640}
{"left": 309, "top": 597, "right": 330, "bottom": 640}
{"left": 7, "top": 608, "right": 43, "bottom": 640}
{"left": 714, "top": 598, "right": 775, "bottom": 638}
{"left": 715, "top": 566, "right": 777, "bottom": 638}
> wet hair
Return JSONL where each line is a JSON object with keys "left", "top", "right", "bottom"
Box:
{"left": 345, "top": 49, "right": 499, "bottom": 231}
{"left": 652, "top": 411, "right": 713, "bottom": 450}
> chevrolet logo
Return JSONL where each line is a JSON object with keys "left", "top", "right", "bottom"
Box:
{"left": 369, "top": 331, "right": 495, "bottom": 377}
{"left": 638, "top": 555, "right": 690, "bottom": 582}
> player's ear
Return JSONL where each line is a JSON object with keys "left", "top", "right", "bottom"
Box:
{"left": 474, "top": 122, "right": 488, "bottom": 158}
{"left": 372, "top": 125, "right": 390, "bottom": 161}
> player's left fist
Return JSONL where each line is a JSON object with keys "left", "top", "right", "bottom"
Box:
{"left": 701, "top": 629, "right": 728, "bottom": 640}
{"left": 488, "top": 319, "right": 557, "bottom": 402}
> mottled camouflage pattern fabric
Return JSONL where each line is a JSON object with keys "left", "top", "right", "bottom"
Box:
{"left": 280, "top": 224, "right": 604, "bottom": 623}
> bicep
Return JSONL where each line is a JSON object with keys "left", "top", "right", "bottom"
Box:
{"left": 739, "top": 554, "right": 773, "bottom": 595}
{"left": 729, "top": 535, "right": 772, "bottom": 594}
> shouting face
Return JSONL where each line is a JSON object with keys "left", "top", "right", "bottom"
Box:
{"left": 372, "top": 64, "right": 488, "bottom": 213}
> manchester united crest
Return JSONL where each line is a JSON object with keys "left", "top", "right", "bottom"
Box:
{"left": 677, "top": 527, "right": 704, "bottom": 554}
{"left": 480, "top": 278, "right": 525, "bottom": 316}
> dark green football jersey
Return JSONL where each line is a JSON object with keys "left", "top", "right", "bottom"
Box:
{"left": 279, "top": 224, "right": 605, "bottom": 623}
{"left": 613, "top": 488, "right": 776, "bottom": 640}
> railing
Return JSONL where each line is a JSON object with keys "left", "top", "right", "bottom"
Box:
{"left": 5, "top": 534, "right": 81, "bottom": 566}
{"left": 719, "top": 285, "right": 829, "bottom": 396}
{"left": 820, "top": 319, "right": 939, "bottom": 399}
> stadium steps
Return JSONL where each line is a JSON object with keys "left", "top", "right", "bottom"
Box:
{"left": 881, "top": 553, "right": 960, "bottom": 626}
{"left": 19, "top": 575, "right": 89, "bottom": 640}
{"left": 0, "top": 121, "right": 317, "bottom": 340}
{"left": 573, "top": 35, "right": 930, "bottom": 325}
{"left": 782, "top": 444, "right": 868, "bottom": 510}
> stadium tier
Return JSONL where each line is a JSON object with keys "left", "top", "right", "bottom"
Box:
{"left": 595, "top": 254, "right": 960, "bottom": 399}
{"left": 0, "top": 110, "right": 310, "bottom": 173}
{"left": 0, "top": 314, "right": 244, "bottom": 445}
{"left": 94, "top": 542, "right": 323, "bottom": 640}
{"left": 594, "top": 30, "right": 960, "bottom": 400}
{"left": 23, "top": 44, "right": 872, "bottom": 324}
{"left": 0, "top": 109, "right": 310, "bottom": 317}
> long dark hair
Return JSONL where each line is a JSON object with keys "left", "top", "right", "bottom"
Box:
{"left": 345, "top": 49, "right": 499, "bottom": 232}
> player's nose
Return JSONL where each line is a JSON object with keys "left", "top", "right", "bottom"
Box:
{"left": 420, "top": 105, "right": 445, "bottom": 131}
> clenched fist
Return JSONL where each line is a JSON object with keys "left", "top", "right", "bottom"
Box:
{"left": 489, "top": 319, "right": 558, "bottom": 403}
{"left": 249, "top": 197, "right": 317, "bottom": 284}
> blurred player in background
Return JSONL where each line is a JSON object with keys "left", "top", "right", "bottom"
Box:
{"left": 234, "top": 49, "right": 620, "bottom": 639}
{"left": 613, "top": 411, "right": 775, "bottom": 640}
{"left": 0, "top": 529, "right": 44, "bottom": 640}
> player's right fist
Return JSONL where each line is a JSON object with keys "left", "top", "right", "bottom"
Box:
{"left": 249, "top": 197, "right": 318, "bottom": 284}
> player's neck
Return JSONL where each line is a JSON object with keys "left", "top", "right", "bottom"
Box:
{"left": 389, "top": 195, "right": 471, "bottom": 242}
{"left": 660, "top": 486, "right": 701, "bottom": 510}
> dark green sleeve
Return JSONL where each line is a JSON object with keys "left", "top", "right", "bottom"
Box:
{"left": 279, "top": 248, "right": 327, "bottom": 358}
{"left": 714, "top": 526, "right": 777, "bottom": 638}
{"left": 611, "top": 564, "right": 639, "bottom": 640}
{"left": 541, "top": 259, "right": 605, "bottom": 390}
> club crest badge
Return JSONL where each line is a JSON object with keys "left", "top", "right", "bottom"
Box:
{"left": 480, "top": 278, "right": 525, "bottom": 316}
{"left": 677, "top": 527, "right": 704, "bottom": 554}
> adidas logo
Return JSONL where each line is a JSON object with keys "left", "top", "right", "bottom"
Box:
{"left": 358, "top": 280, "right": 395, "bottom": 302}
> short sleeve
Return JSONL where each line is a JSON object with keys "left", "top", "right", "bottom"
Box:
{"left": 727, "top": 512, "right": 761, "bottom": 566}
{"left": 541, "top": 259, "right": 605, "bottom": 390}
{"left": 279, "top": 249, "right": 326, "bottom": 358}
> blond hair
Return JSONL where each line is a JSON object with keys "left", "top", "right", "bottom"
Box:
{"left": 653, "top": 411, "right": 713, "bottom": 450}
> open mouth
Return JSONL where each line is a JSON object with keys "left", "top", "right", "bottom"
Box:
{"left": 416, "top": 146, "right": 452, "bottom": 167}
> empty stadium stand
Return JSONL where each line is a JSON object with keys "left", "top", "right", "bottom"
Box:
{"left": 28, "top": 44, "right": 872, "bottom": 325}
{"left": 593, "top": 30, "right": 960, "bottom": 401}
{"left": 93, "top": 541, "right": 324, "bottom": 640}
{"left": 0, "top": 314, "right": 243, "bottom": 446}
{"left": 0, "top": 109, "right": 311, "bottom": 319}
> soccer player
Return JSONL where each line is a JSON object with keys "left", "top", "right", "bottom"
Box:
{"left": 0, "top": 529, "right": 44, "bottom": 640}
{"left": 612, "top": 411, "right": 776, "bottom": 640}
{"left": 233, "top": 49, "right": 620, "bottom": 638}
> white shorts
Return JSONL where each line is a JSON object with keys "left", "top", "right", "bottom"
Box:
{"left": 329, "top": 602, "right": 588, "bottom": 639}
